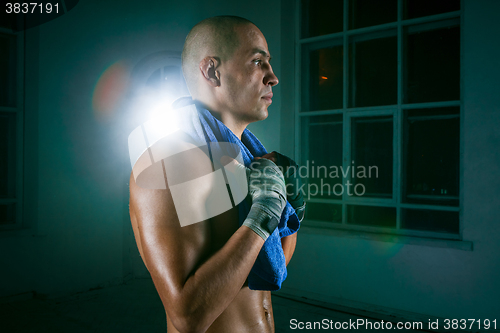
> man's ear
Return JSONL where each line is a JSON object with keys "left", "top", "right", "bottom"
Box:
{"left": 199, "top": 57, "right": 221, "bottom": 87}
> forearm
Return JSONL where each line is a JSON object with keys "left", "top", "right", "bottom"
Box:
{"left": 175, "top": 225, "right": 264, "bottom": 332}
{"left": 281, "top": 232, "right": 297, "bottom": 266}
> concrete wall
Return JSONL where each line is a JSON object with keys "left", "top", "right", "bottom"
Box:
{"left": 0, "top": 0, "right": 282, "bottom": 299}
{"left": 283, "top": 0, "right": 500, "bottom": 320}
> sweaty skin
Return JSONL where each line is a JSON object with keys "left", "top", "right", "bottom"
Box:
{"left": 129, "top": 152, "right": 296, "bottom": 333}
{"left": 130, "top": 177, "right": 280, "bottom": 333}
{"left": 129, "top": 18, "right": 297, "bottom": 333}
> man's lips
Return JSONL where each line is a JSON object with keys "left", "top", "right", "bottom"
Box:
{"left": 261, "top": 92, "right": 273, "bottom": 103}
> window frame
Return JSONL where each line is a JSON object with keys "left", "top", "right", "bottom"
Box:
{"left": 294, "top": 0, "right": 463, "bottom": 240}
{"left": 0, "top": 26, "right": 24, "bottom": 230}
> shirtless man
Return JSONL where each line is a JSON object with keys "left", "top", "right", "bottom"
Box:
{"left": 129, "top": 16, "right": 298, "bottom": 333}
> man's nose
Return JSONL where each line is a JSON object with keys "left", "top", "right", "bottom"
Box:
{"left": 264, "top": 67, "right": 279, "bottom": 87}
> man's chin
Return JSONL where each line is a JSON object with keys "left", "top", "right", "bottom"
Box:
{"left": 243, "top": 107, "right": 269, "bottom": 124}
{"left": 256, "top": 108, "right": 269, "bottom": 121}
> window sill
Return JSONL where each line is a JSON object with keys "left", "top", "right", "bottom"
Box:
{"left": 300, "top": 222, "right": 473, "bottom": 251}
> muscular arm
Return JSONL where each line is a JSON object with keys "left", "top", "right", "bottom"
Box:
{"left": 130, "top": 173, "right": 264, "bottom": 333}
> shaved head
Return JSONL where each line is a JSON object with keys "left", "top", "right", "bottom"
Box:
{"left": 181, "top": 16, "right": 278, "bottom": 138}
{"left": 181, "top": 16, "right": 254, "bottom": 97}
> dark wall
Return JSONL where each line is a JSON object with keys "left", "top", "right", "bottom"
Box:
{"left": 0, "top": 0, "right": 281, "bottom": 298}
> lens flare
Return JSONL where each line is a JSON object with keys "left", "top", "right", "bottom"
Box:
{"left": 92, "top": 61, "right": 130, "bottom": 122}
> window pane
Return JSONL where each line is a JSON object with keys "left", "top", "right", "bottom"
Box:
{"left": 349, "top": 33, "right": 397, "bottom": 107}
{"left": 301, "top": 114, "right": 343, "bottom": 199}
{"left": 0, "top": 11, "right": 15, "bottom": 30}
{"left": 402, "top": 209, "right": 459, "bottom": 234}
{"left": 0, "top": 10, "right": 24, "bottom": 31}
{"left": 405, "top": 24, "right": 460, "bottom": 104}
{"left": 305, "top": 202, "right": 342, "bottom": 223}
{"left": 0, "top": 33, "right": 17, "bottom": 107}
{"left": 0, "top": 203, "right": 16, "bottom": 225}
{"left": 347, "top": 205, "right": 396, "bottom": 228}
{"left": 349, "top": 0, "right": 397, "bottom": 30}
{"left": 302, "top": 0, "right": 343, "bottom": 38}
{"left": 404, "top": 0, "right": 460, "bottom": 20}
{"left": 351, "top": 116, "right": 393, "bottom": 198}
{"left": 303, "top": 43, "right": 343, "bottom": 111}
{"left": 0, "top": 113, "right": 16, "bottom": 198}
{"left": 404, "top": 107, "right": 459, "bottom": 206}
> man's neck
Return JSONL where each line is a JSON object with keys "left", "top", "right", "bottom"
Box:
{"left": 219, "top": 115, "right": 247, "bottom": 140}
{"left": 194, "top": 100, "right": 247, "bottom": 140}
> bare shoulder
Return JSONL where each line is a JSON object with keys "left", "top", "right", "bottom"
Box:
{"left": 128, "top": 134, "right": 215, "bottom": 295}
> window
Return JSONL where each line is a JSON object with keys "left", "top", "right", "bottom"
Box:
{"left": 298, "top": 0, "right": 461, "bottom": 239}
{"left": 0, "top": 21, "right": 24, "bottom": 229}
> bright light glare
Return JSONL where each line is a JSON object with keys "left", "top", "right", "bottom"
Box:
{"left": 144, "top": 104, "right": 180, "bottom": 145}
{"left": 148, "top": 99, "right": 173, "bottom": 119}
{"left": 127, "top": 100, "right": 180, "bottom": 179}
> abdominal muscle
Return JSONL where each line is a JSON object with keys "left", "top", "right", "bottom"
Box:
{"left": 166, "top": 288, "right": 274, "bottom": 333}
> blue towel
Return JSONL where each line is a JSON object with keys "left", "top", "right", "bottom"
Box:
{"left": 174, "top": 97, "right": 300, "bottom": 291}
